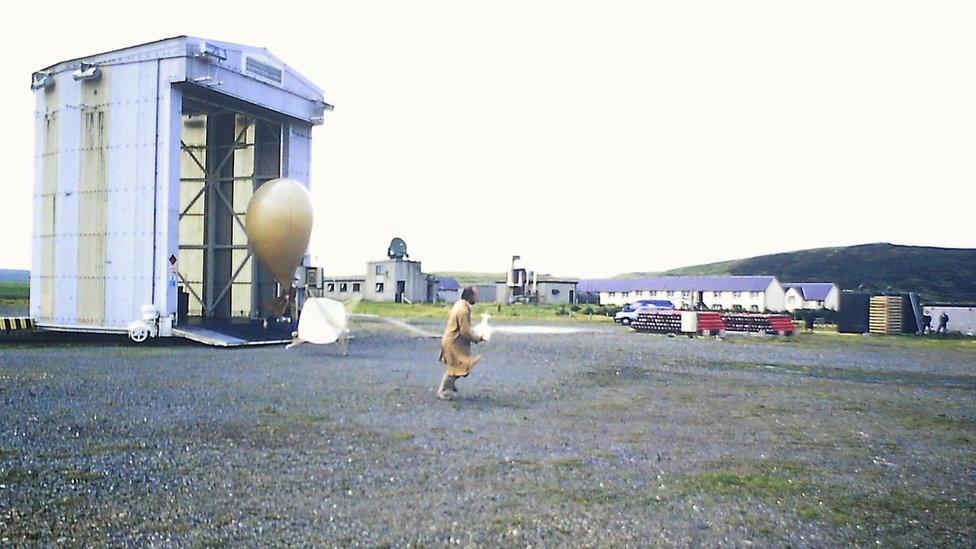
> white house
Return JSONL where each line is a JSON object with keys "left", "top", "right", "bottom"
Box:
{"left": 578, "top": 276, "right": 786, "bottom": 312}
{"left": 782, "top": 283, "right": 840, "bottom": 311}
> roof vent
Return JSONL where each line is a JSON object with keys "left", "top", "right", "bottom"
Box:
{"left": 196, "top": 41, "right": 227, "bottom": 61}
{"left": 31, "top": 70, "right": 54, "bottom": 90}
{"left": 244, "top": 55, "right": 283, "bottom": 85}
{"left": 72, "top": 63, "right": 101, "bottom": 82}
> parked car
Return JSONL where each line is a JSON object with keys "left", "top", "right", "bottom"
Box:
{"left": 614, "top": 299, "right": 674, "bottom": 325}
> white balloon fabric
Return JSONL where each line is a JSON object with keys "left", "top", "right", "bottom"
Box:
{"left": 296, "top": 297, "right": 349, "bottom": 345}
{"left": 472, "top": 313, "right": 493, "bottom": 341}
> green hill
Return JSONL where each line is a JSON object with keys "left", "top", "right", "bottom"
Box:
{"left": 430, "top": 272, "right": 506, "bottom": 285}
{"left": 620, "top": 243, "right": 975, "bottom": 303}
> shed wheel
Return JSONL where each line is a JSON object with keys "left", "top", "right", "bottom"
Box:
{"left": 128, "top": 325, "right": 150, "bottom": 344}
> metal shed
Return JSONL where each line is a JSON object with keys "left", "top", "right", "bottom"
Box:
{"left": 30, "top": 36, "right": 330, "bottom": 343}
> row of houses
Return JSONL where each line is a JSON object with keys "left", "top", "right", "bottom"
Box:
{"left": 577, "top": 277, "right": 839, "bottom": 312}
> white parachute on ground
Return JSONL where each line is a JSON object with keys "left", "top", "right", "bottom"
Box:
{"left": 287, "top": 296, "right": 360, "bottom": 352}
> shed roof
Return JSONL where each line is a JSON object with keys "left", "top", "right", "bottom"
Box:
{"left": 34, "top": 36, "right": 328, "bottom": 124}
{"left": 578, "top": 276, "right": 777, "bottom": 293}
{"left": 436, "top": 277, "right": 460, "bottom": 291}
{"left": 782, "top": 282, "right": 836, "bottom": 301}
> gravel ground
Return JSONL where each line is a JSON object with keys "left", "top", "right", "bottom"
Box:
{"left": 1, "top": 322, "right": 974, "bottom": 546}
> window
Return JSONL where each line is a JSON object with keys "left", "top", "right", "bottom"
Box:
{"left": 551, "top": 289, "right": 560, "bottom": 295}
{"left": 651, "top": 291, "right": 658, "bottom": 297}
{"left": 732, "top": 291, "right": 742, "bottom": 298}
{"left": 666, "top": 291, "right": 674, "bottom": 297}
{"left": 732, "top": 304, "right": 743, "bottom": 311}
{"left": 609, "top": 292, "right": 616, "bottom": 297}
{"left": 623, "top": 291, "right": 631, "bottom": 298}
{"left": 712, "top": 304, "right": 722, "bottom": 310}
{"left": 750, "top": 305, "right": 759, "bottom": 312}
{"left": 326, "top": 283, "right": 335, "bottom": 292}
{"left": 375, "top": 265, "right": 385, "bottom": 275}
{"left": 681, "top": 291, "right": 691, "bottom": 298}
{"left": 751, "top": 291, "right": 760, "bottom": 298}
{"left": 352, "top": 282, "right": 361, "bottom": 292}
{"left": 339, "top": 282, "right": 348, "bottom": 292}
{"left": 713, "top": 291, "right": 722, "bottom": 298}
{"left": 375, "top": 282, "right": 385, "bottom": 293}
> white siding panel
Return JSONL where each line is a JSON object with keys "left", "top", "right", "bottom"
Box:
{"left": 30, "top": 85, "right": 51, "bottom": 320}
{"left": 53, "top": 73, "right": 82, "bottom": 324}
{"left": 156, "top": 59, "right": 185, "bottom": 318}
{"left": 105, "top": 62, "right": 159, "bottom": 327}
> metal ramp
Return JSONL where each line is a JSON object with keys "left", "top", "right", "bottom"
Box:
{"left": 172, "top": 318, "right": 292, "bottom": 347}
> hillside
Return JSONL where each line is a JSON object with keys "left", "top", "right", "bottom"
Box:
{"left": 430, "top": 272, "right": 506, "bottom": 285}
{"left": 619, "top": 243, "right": 975, "bottom": 303}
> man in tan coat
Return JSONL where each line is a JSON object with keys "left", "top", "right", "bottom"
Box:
{"left": 436, "top": 286, "right": 484, "bottom": 400}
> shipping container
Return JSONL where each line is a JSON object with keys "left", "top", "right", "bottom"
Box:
{"left": 837, "top": 291, "right": 871, "bottom": 333}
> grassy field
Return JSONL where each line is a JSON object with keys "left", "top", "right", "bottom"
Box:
{"left": 0, "top": 282, "right": 28, "bottom": 310}
{"left": 0, "top": 282, "right": 28, "bottom": 300}
{"left": 355, "top": 301, "right": 614, "bottom": 323}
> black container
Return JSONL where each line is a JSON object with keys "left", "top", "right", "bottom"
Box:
{"left": 837, "top": 291, "right": 871, "bottom": 333}
{"left": 177, "top": 286, "right": 190, "bottom": 326}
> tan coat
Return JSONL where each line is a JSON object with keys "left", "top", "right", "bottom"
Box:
{"left": 439, "top": 299, "right": 483, "bottom": 377}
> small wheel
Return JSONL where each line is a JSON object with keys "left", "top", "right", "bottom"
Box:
{"left": 129, "top": 326, "right": 150, "bottom": 344}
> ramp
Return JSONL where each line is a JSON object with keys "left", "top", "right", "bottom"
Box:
{"left": 173, "top": 318, "right": 293, "bottom": 347}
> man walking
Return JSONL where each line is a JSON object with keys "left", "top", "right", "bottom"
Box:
{"left": 936, "top": 311, "right": 950, "bottom": 336}
{"left": 436, "top": 286, "right": 484, "bottom": 400}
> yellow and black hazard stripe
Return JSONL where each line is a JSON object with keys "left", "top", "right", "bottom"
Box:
{"left": 1, "top": 317, "right": 36, "bottom": 334}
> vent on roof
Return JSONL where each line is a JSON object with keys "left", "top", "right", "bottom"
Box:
{"left": 244, "top": 56, "right": 283, "bottom": 85}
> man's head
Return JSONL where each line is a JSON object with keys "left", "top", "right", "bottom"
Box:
{"left": 461, "top": 286, "right": 478, "bottom": 305}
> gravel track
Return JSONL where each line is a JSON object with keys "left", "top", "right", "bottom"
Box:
{"left": 1, "top": 322, "right": 974, "bottom": 546}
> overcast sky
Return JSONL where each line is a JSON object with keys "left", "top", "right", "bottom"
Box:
{"left": 2, "top": 1, "right": 973, "bottom": 278}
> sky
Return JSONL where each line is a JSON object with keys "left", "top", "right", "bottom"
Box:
{"left": 2, "top": 1, "right": 974, "bottom": 278}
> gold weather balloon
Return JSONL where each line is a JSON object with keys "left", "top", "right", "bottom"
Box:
{"left": 245, "top": 178, "right": 314, "bottom": 288}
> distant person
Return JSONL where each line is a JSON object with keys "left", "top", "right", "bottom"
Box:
{"left": 436, "top": 286, "right": 485, "bottom": 400}
{"left": 263, "top": 287, "right": 296, "bottom": 330}
{"left": 804, "top": 311, "right": 815, "bottom": 332}
{"left": 921, "top": 314, "right": 932, "bottom": 335}
{"left": 936, "top": 312, "right": 950, "bottom": 336}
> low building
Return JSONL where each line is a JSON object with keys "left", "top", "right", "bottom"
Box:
{"left": 782, "top": 282, "right": 840, "bottom": 311}
{"left": 320, "top": 276, "right": 365, "bottom": 301}
{"left": 534, "top": 279, "right": 578, "bottom": 305}
{"left": 493, "top": 277, "right": 578, "bottom": 305}
{"left": 472, "top": 283, "right": 505, "bottom": 304}
{"left": 435, "top": 276, "right": 460, "bottom": 303}
{"left": 579, "top": 276, "right": 786, "bottom": 312}
{"left": 922, "top": 304, "right": 976, "bottom": 336}
{"left": 363, "top": 259, "right": 431, "bottom": 303}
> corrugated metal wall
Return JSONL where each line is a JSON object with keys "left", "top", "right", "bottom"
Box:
{"left": 76, "top": 73, "right": 109, "bottom": 326}
{"left": 31, "top": 39, "right": 323, "bottom": 332}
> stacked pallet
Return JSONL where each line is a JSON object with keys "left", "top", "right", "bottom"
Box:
{"left": 697, "top": 312, "right": 725, "bottom": 335}
{"left": 721, "top": 313, "right": 795, "bottom": 335}
{"left": 631, "top": 310, "right": 682, "bottom": 334}
{"left": 869, "top": 296, "right": 902, "bottom": 335}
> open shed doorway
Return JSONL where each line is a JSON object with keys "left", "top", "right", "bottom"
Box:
{"left": 177, "top": 95, "right": 281, "bottom": 324}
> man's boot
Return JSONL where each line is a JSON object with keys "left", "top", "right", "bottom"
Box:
{"left": 436, "top": 373, "right": 454, "bottom": 400}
